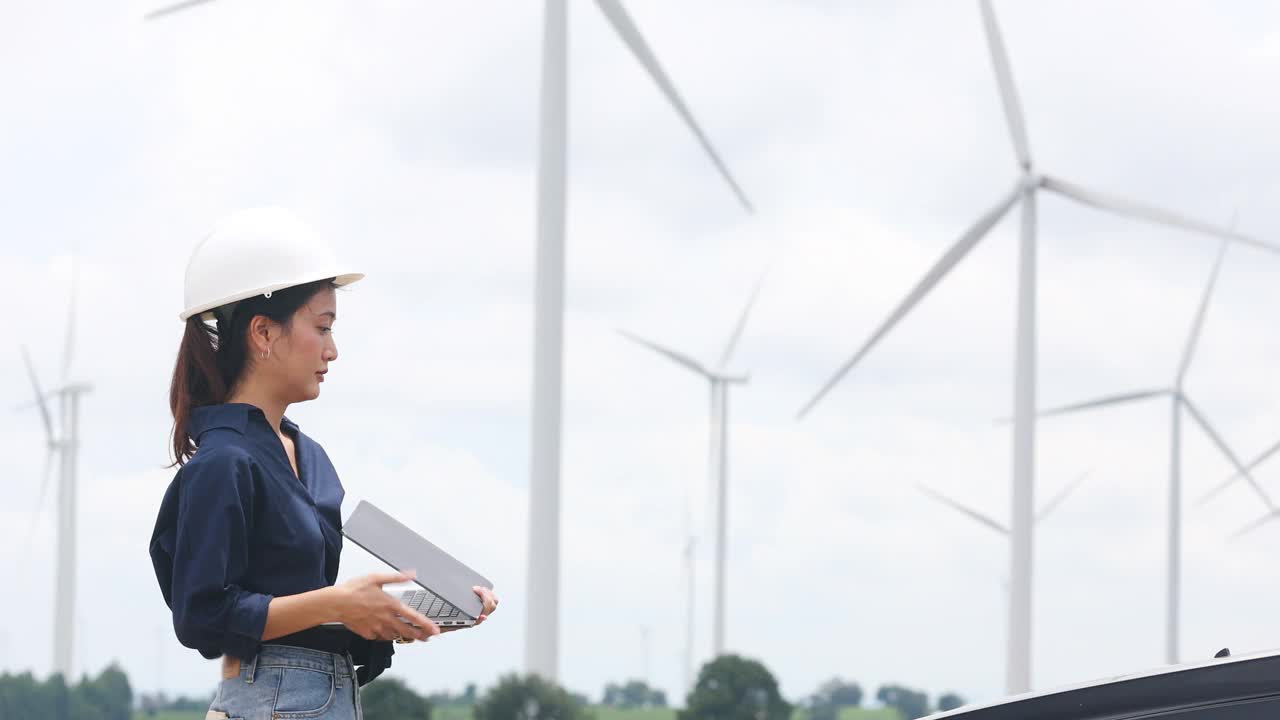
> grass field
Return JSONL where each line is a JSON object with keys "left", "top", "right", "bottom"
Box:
{"left": 839, "top": 709, "right": 903, "bottom": 720}
{"left": 432, "top": 705, "right": 475, "bottom": 720}
{"left": 384, "top": 706, "right": 684, "bottom": 720}
{"left": 585, "top": 707, "right": 676, "bottom": 720}
{"left": 136, "top": 704, "right": 906, "bottom": 720}
{"left": 793, "top": 709, "right": 903, "bottom": 720}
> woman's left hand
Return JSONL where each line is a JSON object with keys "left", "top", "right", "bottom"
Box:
{"left": 472, "top": 585, "right": 499, "bottom": 623}
{"left": 440, "top": 586, "right": 499, "bottom": 634}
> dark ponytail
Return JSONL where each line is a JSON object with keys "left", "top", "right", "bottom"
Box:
{"left": 168, "top": 277, "right": 338, "bottom": 466}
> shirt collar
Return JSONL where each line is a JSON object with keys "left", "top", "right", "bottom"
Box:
{"left": 189, "top": 402, "right": 300, "bottom": 438}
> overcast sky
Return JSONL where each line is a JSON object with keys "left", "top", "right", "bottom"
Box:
{"left": 4, "top": 0, "right": 1280, "bottom": 709}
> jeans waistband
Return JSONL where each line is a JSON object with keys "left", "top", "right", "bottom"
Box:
{"left": 255, "top": 642, "right": 355, "bottom": 680}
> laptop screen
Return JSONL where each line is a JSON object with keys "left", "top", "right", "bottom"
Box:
{"left": 341, "top": 500, "right": 493, "bottom": 620}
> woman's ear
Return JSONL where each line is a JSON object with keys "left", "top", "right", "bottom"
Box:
{"left": 247, "top": 315, "right": 274, "bottom": 355}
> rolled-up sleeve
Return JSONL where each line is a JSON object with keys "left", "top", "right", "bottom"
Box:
{"left": 170, "top": 448, "right": 273, "bottom": 660}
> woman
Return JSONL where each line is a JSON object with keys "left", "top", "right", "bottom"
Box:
{"left": 148, "top": 207, "right": 498, "bottom": 720}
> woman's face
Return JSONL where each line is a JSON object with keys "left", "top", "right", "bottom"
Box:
{"left": 270, "top": 287, "right": 339, "bottom": 402}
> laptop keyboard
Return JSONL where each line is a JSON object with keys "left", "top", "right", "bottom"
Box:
{"left": 396, "top": 589, "right": 463, "bottom": 620}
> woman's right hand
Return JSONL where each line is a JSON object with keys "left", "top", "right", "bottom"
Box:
{"left": 332, "top": 571, "right": 440, "bottom": 642}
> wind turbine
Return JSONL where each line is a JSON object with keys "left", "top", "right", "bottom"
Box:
{"left": 528, "top": 0, "right": 752, "bottom": 681}
{"left": 1025, "top": 237, "right": 1273, "bottom": 666}
{"left": 795, "top": 0, "right": 1280, "bottom": 695}
{"left": 919, "top": 469, "right": 1088, "bottom": 680}
{"left": 146, "top": 0, "right": 754, "bottom": 680}
{"left": 18, "top": 253, "right": 91, "bottom": 680}
{"left": 620, "top": 272, "right": 765, "bottom": 690}
{"left": 918, "top": 468, "right": 1091, "bottom": 606}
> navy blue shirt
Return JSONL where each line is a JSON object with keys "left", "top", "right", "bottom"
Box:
{"left": 149, "top": 402, "right": 393, "bottom": 680}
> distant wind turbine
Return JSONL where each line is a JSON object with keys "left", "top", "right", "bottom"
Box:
{"left": 18, "top": 252, "right": 91, "bottom": 679}
{"left": 918, "top": 469, "right": 1089, "bottom": 682}
{"left": 1026, "top": 236, "right": 1272, "bottom": 665}
{"left": 620, "top": 270, "right": 766, "bottom": 691}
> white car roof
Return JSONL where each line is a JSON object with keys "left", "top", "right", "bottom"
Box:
{"left": 927, "top": 647, "right": 1280, "bottom": 718}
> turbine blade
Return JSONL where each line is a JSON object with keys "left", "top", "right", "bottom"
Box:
{"left": 1177, "top": 238, "right": 1231, "bottom": 386}
{"left": 1199, "top": 436, "right": 1280, "bottom": 507}
{"left": 797, "top": 183, "right": 1022, "bottom": 419}
{"left": 1042, "top": 176, "right": 1280, "bottom": 255}
{"left": 979, "top": 0, "right": 1032, "bottom": 169}
{"left": 1182, "top": 395, "right": 1276, "bottom": 511}
{"left": 1036, "top": 468, "right": 1092, "bottom": 524}
{"left": 1197, "top": 476, "right": 1234, "bottom": 508}
{"left": 145, "top": 0, "right": 219, "bottom": 20}
{"left": 22, "top": 446, "right": 58, "bottom": 556}
{"left": 916, "top": 484, "right": 1009, "bottom": 536}
{"left": 37, "top": 445, "right": 55, "bottom": 514}
{"left": 717, "top": 265, "right": 770, "bottom": 369}
{"left": 1229, "top": 511, "right": 1280, "bottom": 542}
{"left": 593, "top": 0, "right": 754, "bottom": 213}
{"left": 20, "top": 347, "right": 55, "bottom": 440}
{"left": 1240, "top": 437, "right": 1280, "bottom": 480}
{"left": 618, "top": 330, "right": 711, "bottom": 378}
{"left": 1001, "top": 388, "right": 1171, "bottom": 423}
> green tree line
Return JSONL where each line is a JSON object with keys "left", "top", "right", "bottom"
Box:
{"left": 2, "top": 656, "right": 965, "bottom": 719}
{"left": 0, "top": 664, "right": 132, "bottom": 720}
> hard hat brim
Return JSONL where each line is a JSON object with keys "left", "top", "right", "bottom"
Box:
{"left": 179, "top": 271, "right": 364, "bottom": 322}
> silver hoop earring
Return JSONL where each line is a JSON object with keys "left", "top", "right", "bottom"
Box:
{"left": 261, "top": 347, "right": 270, "bottom": 361}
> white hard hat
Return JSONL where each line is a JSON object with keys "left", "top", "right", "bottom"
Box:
{"left": 179, "top": 206, "right": 364, "bottom": 322}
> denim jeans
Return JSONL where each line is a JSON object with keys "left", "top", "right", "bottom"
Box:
{"left": 206, "top": 644, "right": 363, "bottom": 720}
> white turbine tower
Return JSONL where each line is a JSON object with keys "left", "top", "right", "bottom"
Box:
{"left": 796, "top": 0, "right": 1280, "bottom": 695}
{"left": 19, "top": 254, "right": 90, "bottom": 680}
{"left": 146, "top": 0, "right": 754, "bottom": 680}
{"left": 1027, "top": 237, "right": 1274, "bottom": 665}
{"left": 530, "top": 0, "right": 752, "bottom": 680}
{"left": 620, "top": 273, "right": 765, "bottom": 689}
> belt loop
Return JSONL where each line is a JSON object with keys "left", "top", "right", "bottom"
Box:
{"left": 354, "top": 661, "right": 364, "bottom": 720}
{"left": 245, "top": 651, "right": 260, "bottom": 684}
{"left": 334, "top": 652, "right": 344, "bottom": 689}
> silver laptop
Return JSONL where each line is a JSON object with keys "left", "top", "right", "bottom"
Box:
{"left": 326, "top": 500, "right": 494, "bottom": 631}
